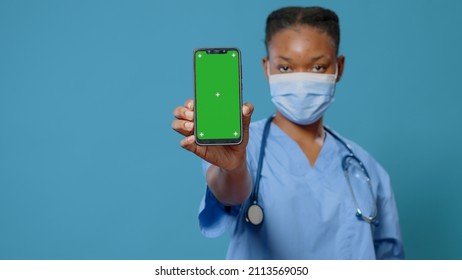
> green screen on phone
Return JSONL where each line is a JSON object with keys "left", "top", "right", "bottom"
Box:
{"left": 194, "top": 48, "right": 242, "bottom": 145}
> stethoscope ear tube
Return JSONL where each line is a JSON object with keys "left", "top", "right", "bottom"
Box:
{"left": 245, "top": 117, "right": 274, "bottom": 226}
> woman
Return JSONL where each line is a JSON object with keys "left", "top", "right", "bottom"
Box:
{"left": 172, "top": 6, "right": 404, "bottom": 259}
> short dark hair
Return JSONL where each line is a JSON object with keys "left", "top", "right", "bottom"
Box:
{"left": 265, "top": 6, "right": 340, "bottom": 54}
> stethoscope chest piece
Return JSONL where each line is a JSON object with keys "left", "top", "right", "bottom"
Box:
{"left": 246, "top": 202, "right": 264, "bottom": 226}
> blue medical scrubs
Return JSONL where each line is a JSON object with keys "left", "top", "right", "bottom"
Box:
{"left": 198, "top": 118, "right": 405, "bottom": 259}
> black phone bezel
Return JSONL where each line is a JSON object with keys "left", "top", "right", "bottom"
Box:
{"left": 193, "top": 47, "right": 243, "bottom": 146}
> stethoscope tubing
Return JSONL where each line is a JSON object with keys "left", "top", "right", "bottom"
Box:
{"left": 246, "top": 116, "right": 378, "bottom": 226}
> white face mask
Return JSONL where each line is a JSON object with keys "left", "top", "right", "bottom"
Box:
{"left": 267, "top": 63, "right": 338, "bottom": 125}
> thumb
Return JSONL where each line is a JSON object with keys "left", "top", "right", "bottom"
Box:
{"left": 242, "top": 102, "right": 254, "bottom": 142}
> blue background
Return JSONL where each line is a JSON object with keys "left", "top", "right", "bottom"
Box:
{"left": 1, "top": 0, "right": 461, "bottom": 259}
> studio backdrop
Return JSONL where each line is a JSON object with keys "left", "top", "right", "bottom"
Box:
{"left": 1, "top": 0, "right": 461, "bottom": 259}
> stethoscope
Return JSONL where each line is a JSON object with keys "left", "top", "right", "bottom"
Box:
{"left": 245, "top": 116, "right": 379, "bottom": 226}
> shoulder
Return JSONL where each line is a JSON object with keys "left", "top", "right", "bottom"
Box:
{"left": 245, "top": 118, "right": 273, "bottom": 171}
{"left": 249, "top": 118, "right": 269, "bottom": 135}
{"left": 326, "top": 127, "right": 391, "bottom": 185}
{"left": 248, "top": 118, "right": 270, "bottom": 147}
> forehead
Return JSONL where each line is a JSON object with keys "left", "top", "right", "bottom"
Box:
{"left": 268, "top": 25, "right": 336, "bottom": 59}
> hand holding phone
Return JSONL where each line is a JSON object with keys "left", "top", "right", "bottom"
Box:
{"left": 172, "top": 98, "right": 254, "bottom": 171}
{"left": 171, "top": 47, "right": 254, "bottom": 171}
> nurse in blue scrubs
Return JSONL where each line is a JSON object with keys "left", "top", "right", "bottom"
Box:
{"left": 172, "top": 6, "right": 405, "bottom": 259}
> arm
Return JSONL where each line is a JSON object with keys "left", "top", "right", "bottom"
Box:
{"left": 206, "top": 161, "right": 252, "bottom": 206}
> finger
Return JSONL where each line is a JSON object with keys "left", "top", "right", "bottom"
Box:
{"left": 180, "top": 135, "right": 198, "bottom": 153}
{"left": 171, "top": 119, "right": 194, "bottom": 136}
{"left": 242, "top": 102, "right": 254, "bottom": 144}
{"left": 242, "top": 102, "right": 254, "bottom": 127}
{"left": 173, "top": 105, "right": 194, "bottom": 121}
{"left": 180, "top": 135, "right": 209, "bottom": 161}
{"left": 184, "top": 99, "right": 194, "bottom": 110}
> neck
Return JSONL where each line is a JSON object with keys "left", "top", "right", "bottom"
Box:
{"left": 272, "top": 112, "right": 325, "bottom": 144}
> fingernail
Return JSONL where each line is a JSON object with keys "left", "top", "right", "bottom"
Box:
{"left": 187, "top": 101, "right": 193, "bottom": 109}
{"left": 242, "top": 105, "right": 249, "bottom": 115}
{"left": 185, "top": 110, "right": 193, "bottom": 119}
{"left": 185, "top": 122, "right": 193, "bottom": 129}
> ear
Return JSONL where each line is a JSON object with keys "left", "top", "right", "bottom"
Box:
{"left": 262, "top": 56, "right": 269, "bottom": 81}
{"left": 336, "top": 55, "right": 345, "bottom": 82}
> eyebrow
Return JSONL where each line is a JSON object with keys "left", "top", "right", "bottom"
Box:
{"left": 311, "top": 54, "right": 328, "bottom": 62}
{"left": 276, "top": 54, "right": 329, "bottom": 62}
{"left": 277, "top": 55, "right": 292, "bottom": 62}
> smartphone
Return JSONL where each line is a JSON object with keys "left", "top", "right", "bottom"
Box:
{"left": 193, "top": 47, "right": 242, "bottom": 145}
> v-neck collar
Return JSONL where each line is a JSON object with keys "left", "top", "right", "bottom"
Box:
{"left": 269, "top": 122, "right": 337, "bottom": 175}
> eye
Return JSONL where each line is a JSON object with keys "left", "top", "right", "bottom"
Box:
{"left": 312, "top": 64, "right": 326, "bottom": 73}
{"left": 278, "top": 65, "right": 292, "bottom": 73}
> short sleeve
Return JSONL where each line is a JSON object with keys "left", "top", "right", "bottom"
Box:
{"left": 344, "top": 137, "right": 405, "bottom": 259}
{"left": 198, "top": 186, "right": 241, "bottom": 238}
{"left": 372, "top": 167, "right": 405, "bottom": 259}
